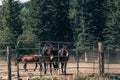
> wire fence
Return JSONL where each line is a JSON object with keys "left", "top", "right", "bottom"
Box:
{"left": 0, "top": 41, "right": 120, "bottom": 79}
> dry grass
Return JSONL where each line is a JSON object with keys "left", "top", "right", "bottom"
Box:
{"left": 20, "top": 73, "right": 110, "bottom": 80}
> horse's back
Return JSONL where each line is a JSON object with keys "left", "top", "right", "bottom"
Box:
{"left": 51, "top": 50, "right": 59, "bottom": 56}
{"left": 21, "top": 55, "right": 41, "bottom": 62}
{"left": 33, "top": 55, "right": 43, "bottom": 62}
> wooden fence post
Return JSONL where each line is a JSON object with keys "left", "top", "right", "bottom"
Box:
{"left": 7, "top": 46, "right": 11, "bottom": 80}
{"left": 85, "top": 51, "right": 87, "bottom": 62}
{"left": 16, "top": 42, "right": 20, "bottom": 80}
{"left": 98, "top": 42, "right": 104, "bottom": 75}
{"left": 76, "top": 48, "right": 79, "bottom": 75}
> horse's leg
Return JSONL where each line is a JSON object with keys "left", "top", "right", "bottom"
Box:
{"left": 53, "top": 62, "right": 59, "bottom": 70}
{"left": 39, "top": 63, "right": 42, "bottom": 72}
{"left": 44, "top": 62, "right": 47, "bottom": 74}
{"left": 56, "top": 62, "right": 59, "bottom": 70}
{"left": 50, "top": 62, "right": 52, "bottom": 74}
{"left": 53, "top": 62, "right": 56, "bottom": 70}
{"left": 64, "top": 62, "right": 67, "bottom": 74}
{"left": 23, "top": 63, "right": 27, "bottom": 72}
{"left": 61, "top": 63, "right": 64, "bottom": 74}
{"left": 34, "top": 63, "right": 38, "bottom": 71}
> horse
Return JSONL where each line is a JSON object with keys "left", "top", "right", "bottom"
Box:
{"left": 42, "top": 43, "right": 70, "bottom": 75}
{"left": 50, "top": 49, "right": 70, "bottom": 74}
{"left": 15, "top": 55, "right": 43, "bottom": 72}
{"left": 42, "top": 47, "right": 54, "bottom": 74}
{"left": 59, "top": 49, "right": 70, "bottom": 74}
{"left": 51, "top": 49, "right": 59, "bottom": 70}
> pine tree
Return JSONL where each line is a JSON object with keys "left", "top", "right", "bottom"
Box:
{"left": 71, "top": 0, "right": 108, "bottom": 50}
{"left": 29, "top": 0, "right": 47, "bottom": 41}
{"left": 103, "top": 0, "right": 120, "bottom": 49}
{"left": 85, "top": 0, "right": 107, "bottom": 44}
{"left": 18, "top": 7, "right": 37, "bottom": 41}
{"left": 29, "top": 0, "right": 73, "bottom": 42}
{"left": 0, "top": 0, "right": 22, "bottom": 42}
{"left": 54, "top": 0, "right": 73, "bottom": 42}
{"left": 72, "top": 0, "right": 90, "bottom": 50}
{"left": 11, "top": 1, "right": 23, "bottom": 41}
{"left": 41, "top": 0, "right": 57, "bottom": 41}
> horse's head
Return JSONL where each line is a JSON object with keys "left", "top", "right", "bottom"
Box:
{"left": 47, "top": 48, "right": 51, "bottom": 55}
{"left": 14, "top": 56, "right": 23, "bottom": 66}
{"left": 45, "top": 45, "right": 53, "bottom": 55}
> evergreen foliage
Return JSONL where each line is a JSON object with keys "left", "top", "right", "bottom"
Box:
{"left": 29, "top": 0, "right": 44, "bottom": 41}
{"left": 28, "top": 0, "right": 73, "bottom": 42}
{"left": 0, "top": 0, "right": 22, "bottom": 43}
{"left": 0, "top": 0, "right": 120, "bottom": 50}
{"left": 18, "top": 7, "right": 36, "bottom": 41}
{"left": 53, "top": 0, "right": 73, "bottom": 42}
{"left": 103, "top": 0, "right": 120, "bottom": 49}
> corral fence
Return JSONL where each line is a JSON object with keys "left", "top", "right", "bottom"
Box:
{"left": 0, "top": 41, "right": 120, "bottom": 79}
{"left": 0, "top": 42, "right": 17, "bottom": 80}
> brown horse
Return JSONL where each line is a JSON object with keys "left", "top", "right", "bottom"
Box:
{"left": 42, "top": 47, "right": 54, "bottom": 74}
{"left": 15, "top": 55, "right": 42, "bottom": 72}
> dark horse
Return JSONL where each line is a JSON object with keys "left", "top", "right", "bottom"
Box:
{"left": 15, "top": 55, "right": 42, "bottom": 72}
{"left": 51, "top": 49, "right": 70, "bottom": 74}
{"left": 51, "top": 50, "right": 59, "bottom": 70}
{"left": 42, "top": 43, "right": 70, "bottom": 75}
{"left": 59, "top": 49, "right": 70, "bottom": 74}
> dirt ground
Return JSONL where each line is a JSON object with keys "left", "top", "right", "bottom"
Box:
{"left": 0, "top": 61, "right": 120, "bottom": 80}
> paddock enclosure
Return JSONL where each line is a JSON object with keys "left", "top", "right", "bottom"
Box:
{"left": 0, "top": 41, "right": 120, "bottom": 79}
